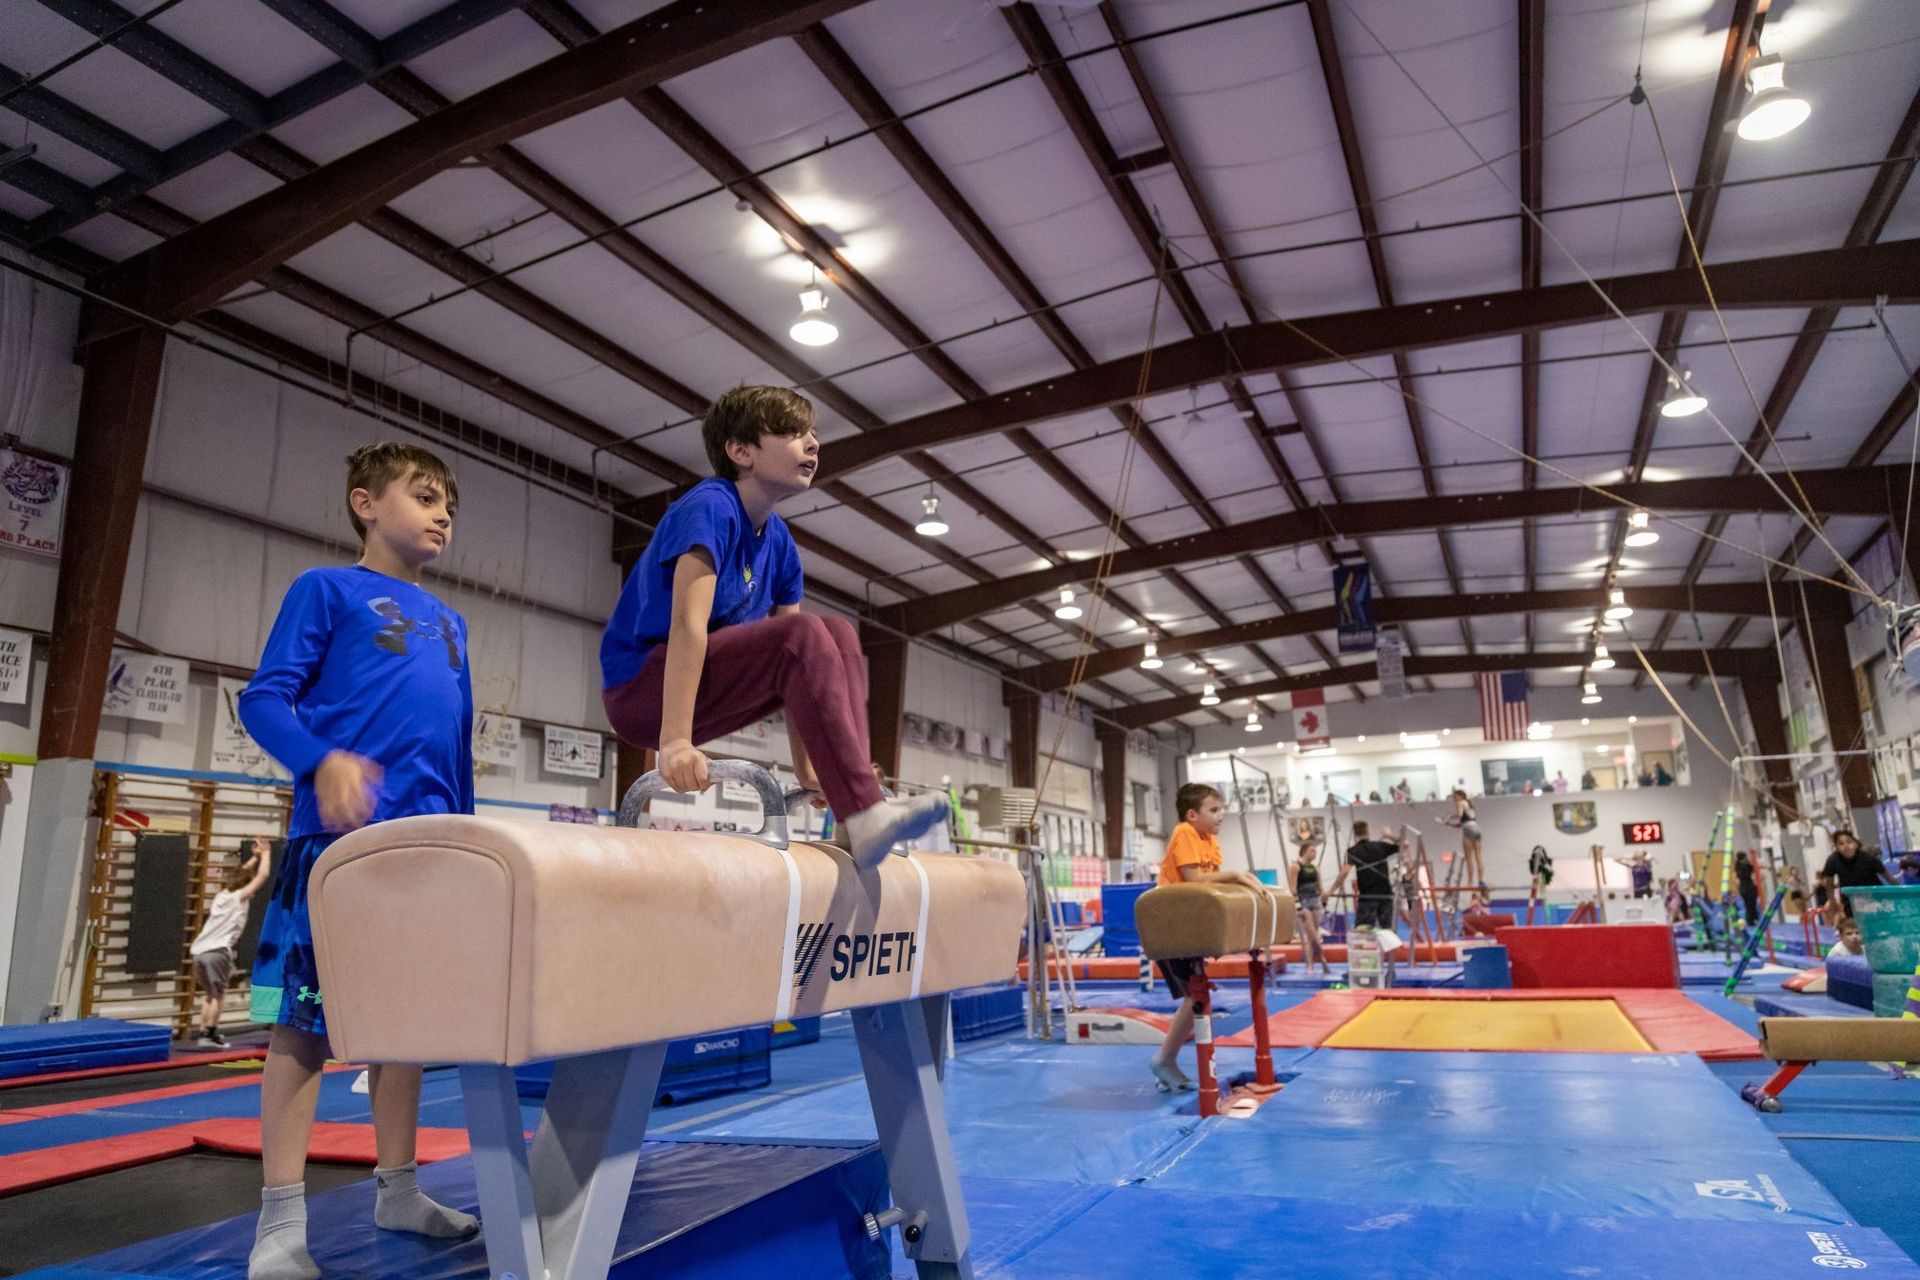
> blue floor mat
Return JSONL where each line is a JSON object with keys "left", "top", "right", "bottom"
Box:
{"left": 1144, "top": 1049, "right": 1855, "bottom": 1225}
{"left": 990, "top": 1185, "right": 1919, "bottom": 1279}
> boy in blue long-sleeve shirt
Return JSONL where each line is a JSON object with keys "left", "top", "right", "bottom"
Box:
{"left": 239, "top": 443, "right": 478, "bottom": 1280}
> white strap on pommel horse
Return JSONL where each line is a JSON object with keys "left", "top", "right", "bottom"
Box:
{"left": 308, "top": 759, "right": 1026, "bottom": 1280}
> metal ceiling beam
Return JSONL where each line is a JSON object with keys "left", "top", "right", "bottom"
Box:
{"left": 1517, "top": 0, "right": 1544, "bottom": 652}
{"left": 1113, "top": 647, "right": 1780, "bottom": 730}
{"left": 1019, "top": 582, "right": 1790, "bottom": 692}
{"left": 0, "top": 58, "right": 162, "bottom": 179}
{"left": 1303, "top": 0, "right": 1472, "bottom": 655}
{"left": 1643, "top": 77, "right": 1920, "bottom": 668}
{"left": 17, "top": 0, "right": 527, "bottom": 244}
{"left": 883, "top": 462, "right": 1917, "bottom": 636}
{"left": 84, "top": 0, "right": 862, "bottom": 324}
{"left": 808, "top": 237, "right": 1920, "bottom": 483}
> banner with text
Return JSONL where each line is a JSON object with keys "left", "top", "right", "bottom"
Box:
{"left": 1376, "top": 627, "right": 1407, "bottom": 699}
{"left": 212, "top": 676, "right": 285, "bottom": 778}
{"left": 474, "top": 711, "right": 521, "bottom": 769}
{"left": 543, "top": 725, "right": 603, "bottom": 778}
{"left": 1333, "top": 564, "right": 1375, "bottom": 653}
{"left": 0, "top": 626, "right": 29, "bottom": 705}
{"left": 102, "top": 651, "right": 189, "bottom": 724}
{"left": 0, "top": 448, "right": 68, "bottom": 557}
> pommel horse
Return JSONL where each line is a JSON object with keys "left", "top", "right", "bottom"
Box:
{"left": 308, "top": 759, "right": 1025, "bottom": 1280}
{"left": 1742, "top": 1016, "right": 1920, "bottom": 1112}
{"left": 1134, "top": 881, "right": 1295, "bottom": 1117}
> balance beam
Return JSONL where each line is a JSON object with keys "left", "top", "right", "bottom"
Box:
{"left": 310, "top": 760, "right": 1025, "bottom": 1280}
{"left": 1135, "top": 882, "right": 1295, "bottom": 1117}
{"left": 1742, "top": 1016, "right": 1920, "bottom": 1112}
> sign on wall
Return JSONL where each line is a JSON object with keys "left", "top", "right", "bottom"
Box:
{"left": 211, "top": 676, "right": 285, "bottom": 778}
{"left": 102, "top": 650, "right": 189, "bottom": 724}
{"left": 0, "top": 448, "right": 67, "bottom": 557}
{"left": 474, "top": 711, "right": 521, "bottom": 769}
{"left": 542, "top": 725, "right": 603, "bottom": 778}
{"left": 1333, "top": 564, "right": 1375, "bottom": 652}
{"left": 0, "top": 626, "right": 29, "bottom": 705}
{"left": 1623, "top": 821, "right": 1666, "bottom": 844}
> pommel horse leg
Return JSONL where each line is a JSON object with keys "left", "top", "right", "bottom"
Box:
{"left": 853, "top": 993, "right": 973, "bottom": 1279}
{"left": 1741, "top": 1061, "right": 1810, "bottom": 1113}
{"left": 462, "top": 1043, "right": 670, "bottom": 1280}
{"left": 1189, "top": 970, "right": 1218, "bottom": 1119}
{"left": 1246, "top": 953, "right": 1278, "bottom": 1092}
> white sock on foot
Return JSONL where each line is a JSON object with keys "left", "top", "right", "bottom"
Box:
{"left": 373, "top": 1161, "right": 478, "bottom": 1238}
{"left": 844, "top": 792, "right": 950, "bottom": 867}
{"left": 250, "top": 1183, "right": 320, "bottom": 1280}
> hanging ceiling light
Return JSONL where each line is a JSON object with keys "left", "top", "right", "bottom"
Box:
{"left": 1199, "top": 683, "right": 1221, "bottom": 707}
{"left": 789, "top": 268, "right": 838, "bottom": 346}
{"left": 913, "top": 490, "right": 948, "bottom": 537}
{"left": 1054, "top": 587, "right": 1082, "bottom": 621}
{"left": 1604, "top": 587, "right": 1633, "bottom": 621}
{"left": 1581, "top": 681, "right": 1603, "bottom": 705}
{"left": 1139, "top": 641, "right": 1163, "bottom": 670}
{"left": 1590, "top": 642, "right": 1616, "bottom": 671}
{"left": 1659, "top": 368, "right": 1707, "bottom": 418}
{"left": 1737, "top": 54, "right": 1810, "bottom": 141}
{"left": 1245, "top": 711, "right": 1262, "bottom": 733}
{"left": 1624, "top": 509, "right": 1659, "bottom": 547}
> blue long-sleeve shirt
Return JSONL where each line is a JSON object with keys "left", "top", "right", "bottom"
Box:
{"left": 240, "top": 565, "right": 474, "bottom": 838}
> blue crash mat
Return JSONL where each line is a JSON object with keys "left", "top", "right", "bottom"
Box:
{"left": 0, "top": 1019, "right": 171, "bottom": 1079}
{"left": 691, "top": 1039, "right": 1233, "bottom": 1185}
{"left": 24, "top": 1139, "right": 889, "bottom": 1280}
{"left": 1144, "top": 1049, "right": 1855, "bottom": 1225}
{"left": 996, "top": 1184, "right": 1920, "bottom": 1279}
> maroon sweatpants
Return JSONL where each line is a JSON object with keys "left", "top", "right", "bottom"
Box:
{"left": 602, "top": 612, "right": 885, "bottom": 818}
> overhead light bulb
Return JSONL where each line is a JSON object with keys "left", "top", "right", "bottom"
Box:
{"left": 1659, "top": 368, "right": 1707, "bottom": 418}
{"left": 1199, "top": 683, "right": 1221, "bottom": 706}
{"left": 1604, "top": 588, "right": 1633, "bottom": 621}
{"left": 1624, "top": 509, "right": 1658, "bottom": 547}
{"left": 1441, "top": 727, "right": 1451, "bottom": 737}
{"left": 1245, "top": 711, "right": 1262, "bottom": 733}
{"left": 1627, "top": 715, "right": 1638, "bottom": 724}
{"left": 1581, "top": 680, "right": 1602, "bottom": 706}
{"left": 789, "top": 278, "right": 838, "bottom": 346}
{"left": 914, "top": 492, "right": 948, "bottom": 537}
{"left": 1356, "top": 734, "right": 1366, "bottom": 743}
{"left": 1140, "top": 641, "right": 1163, "bottom": 670}
{"left": 1580, "top": 717, "right": 1591, "bottom": 726}
{"left": 1054, "top": 587, "right": 1082, "bottom": 621}
{"left": 1590, "top": 643, "right": 1616, "bottom": 671}
{"left": 1737, "top": 54, "right": 1810, "bottom": 141}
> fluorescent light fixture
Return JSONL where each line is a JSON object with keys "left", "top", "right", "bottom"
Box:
{"left": 789, "top": 286, "right": 837, "bottom": 346}
{"left": 1140, "top": 641, "right": 1163, "bottom": 670}
{"left": 1737, "top": 54, "right": 1810, "bottom": 141}
{"left": 1590, "top": 643, "right": 1616, "bottom": 671}
{"left": 1527, "top": 722, "right": 1552, "bottom": 741}
{"left": 1054, "top": 588, "right": 1082, "bottom": 621}
{"left": 1604, "top": 588, "right": 1633, "bottom": 621}
{"left": 914, "top": 493, "right": 948, "bottom": 537}
{"left": 1660, "top": 369, "right": 1707, "bottom": 418}
{"left": 1399, "top": 731, "right": 1439, "bottom": 749}
{"left": 1199, "top": 683, "right": 1221, "bottom": 707}
{"left": 1624, "top": 509, "right": 1659, "bottom": 547}
{"left": 1581, "top": 681, "right": 1603, "bottom": 705}
{"left": 1245, "top": 712, "right": 1262, "bottom": 733}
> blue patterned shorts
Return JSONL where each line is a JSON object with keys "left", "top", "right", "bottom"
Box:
{"left": 249, "top": 832, "right": 335, "bottom": 1037}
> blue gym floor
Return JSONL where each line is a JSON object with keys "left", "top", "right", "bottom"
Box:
{"left": 8, "top": 984, "right": 1918, "bottom": 1279}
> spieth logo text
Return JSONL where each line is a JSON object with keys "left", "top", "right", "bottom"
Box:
{"left": 1806, "top": 1232, "right": 1868, "bottom": 1269}
{"left": 792, "top": 922, "right": 919, "bottom": 996}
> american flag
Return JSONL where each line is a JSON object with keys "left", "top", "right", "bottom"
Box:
{"left": 1476, "top": 671, "right": 1530, "bottom": 741}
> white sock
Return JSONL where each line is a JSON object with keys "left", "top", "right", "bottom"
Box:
{"left": 373, "top": 1161, "right": 478, "bottom": 1238}
{"left": 250, "top": 1183, "right": 319, "bottom": 1280}
{"left": 844, "top": 793, "right": 950, "bottom": 867}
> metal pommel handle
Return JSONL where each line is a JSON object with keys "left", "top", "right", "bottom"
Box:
{"left": 618, "top": 758, "right": 791, "bottom": 850}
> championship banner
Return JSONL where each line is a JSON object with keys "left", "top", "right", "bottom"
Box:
{"left": 0, "top": 448, "right": 68, "bottom": 557}
{"left": 474, "top": 710, "right": 521, "bottom": 769}
{"left": 1376, "top": 626, "right": 1407, "bottom": 699}
{"left": 542, "top": 725, "right": 603, "bottom": 778}
{"left": 102, "top": 650, "right": 189, "bottom": 724}
{"left": 1291, "top": 688, "right": 1331, "bottom": 751}
{"left": 0, "top": 626, "right": 29, "bottom": 706}
{"left": 212, "top": 676, "right": 285, "bottom": 778}
{"left": 1334, "top": 564, "right": 1375, "bottom": 653}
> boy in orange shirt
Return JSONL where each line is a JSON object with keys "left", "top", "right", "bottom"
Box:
{"left": 1150, "top": 783, "right": 1266, "bottom": 1092}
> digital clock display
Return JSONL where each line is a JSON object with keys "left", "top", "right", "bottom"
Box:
{"left": 1624, "top": 821, "right": 1665, "bottom": 844}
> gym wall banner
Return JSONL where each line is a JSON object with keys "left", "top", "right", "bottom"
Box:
{"left": 0, "top": 625, "right": 29, "bottom": 705}
{"left": 101, "top": 650, "right": 189, "bottom": 724}
{"left": 0, "top": 447, "right": 66, "bottom": 557}
{"left": 1333, "top": 565, "right": 1375, "bottom": 652}
{"left": 1376, "top": 626, "right": 1407, "bottom": 698}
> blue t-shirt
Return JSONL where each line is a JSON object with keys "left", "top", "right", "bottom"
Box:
{"left": 240, "top": 565, "right": 474, "bottom": 838}
{"left": 600, "top": 477, "right": 804, "bottom": 688}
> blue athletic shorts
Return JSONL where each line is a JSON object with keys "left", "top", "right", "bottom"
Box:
{"left": 249, "top": 832, "right": 335, "bottom": 1037}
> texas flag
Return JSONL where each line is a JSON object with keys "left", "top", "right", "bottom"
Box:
{"left": 1292, "top": 688, "right": 1331, "bottom": 751}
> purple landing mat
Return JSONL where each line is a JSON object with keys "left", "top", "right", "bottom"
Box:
{"left": 1142, "top": 1048, "right": 1856, "bottom": 1225}
{"left": 983, "top": 1185, "right": 1919, "bottom": 1280}
{"left": 20, "top": 1138, "right": 889, "bottom": 1280}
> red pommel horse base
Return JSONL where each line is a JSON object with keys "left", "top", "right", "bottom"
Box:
{"left": 1134, "top": 882, "right": 1297, "bottom": 1117}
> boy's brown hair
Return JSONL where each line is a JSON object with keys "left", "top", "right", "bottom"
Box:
{"left": 222, "top": 857, "right": 255, "bottom": 890}
{"left": 1175, "top": 782, "right": 1221, "bottom": 823}
{"left": 702, "top": 385, "right": 815, "bottom": 480}
{"left": 346, "top": 443, "right": 458, "bottom": 540}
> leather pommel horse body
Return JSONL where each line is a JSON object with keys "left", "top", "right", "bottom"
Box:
{"left": 1134, "top": 882, "right": 1295, "bottom": 1116}
{"left": 309, "top": 760, "right": 1025, "bottom": 1280}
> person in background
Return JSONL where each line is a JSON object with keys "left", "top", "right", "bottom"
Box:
{"left": 1613, "top": 850, "right": 1653, "bottom": 898}
{"left": 1290, "top": 842, "right": 1329, "bottom": 976}
{"left": 1653, "top": 761, "right": 1674, "bottom": 786}
{"left": 1330, "top": 821, "right": 1401, "bottom": 932}
{"left": 1664, "top": 875, "right": 1689, "bottom": 924}
{"left": 1895, "top": 853, "right": 1920, "bottom": 886}
{"left": 1368, "top": 790, "right": 1382, "bottom": 803}
{"left": 1735, "top": 850, "right": 1762, "bottom": 926}
{"left": 1818, "top": 829, "right": 1893, "bottom": 921}
{"left": 1444, "top": 790, "right": 1484, "bottom": 888}
{"left": 1580, "top": 768, "right": 1597, "bottom": 791}
{"left": 1551, "top": 771, "right": 1569, "bottom": 793}
{"left": 1783, "top": 865, "right": 1810, "bottom": 918}
{"left": 1527, "top": 844, "right": 1554, "bottom": 905}
{"left": 186, "top": 839, "right": 273, "bottom": 1048}
{"left": 1637, "top": 767, "right": 1654, "bottom": 788}
{"left": 1828, "top": 917, "right": 1864, "bottom": 957}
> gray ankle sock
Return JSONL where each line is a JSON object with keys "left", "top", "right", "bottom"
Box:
{"left": 374, "top": 1161, "right": 478, "bottom": 1238}
{"left": 250, "top": 1183, "right": 319, "bottom": 1280}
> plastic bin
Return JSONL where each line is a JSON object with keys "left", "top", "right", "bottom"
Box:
{"left": 1843, "top": 885, "right": 1920, "bottom": 973}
